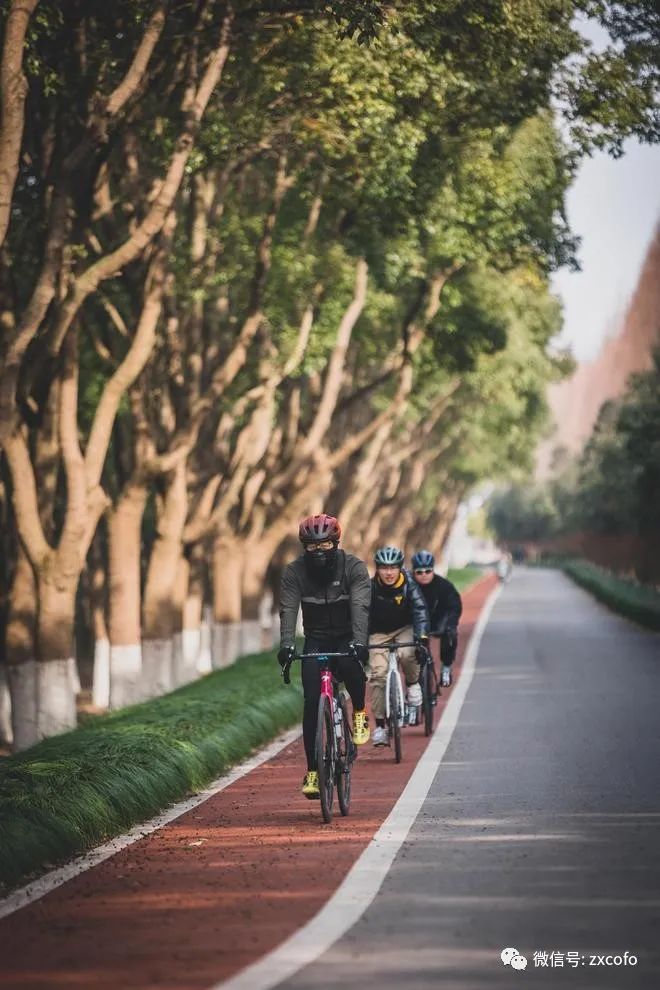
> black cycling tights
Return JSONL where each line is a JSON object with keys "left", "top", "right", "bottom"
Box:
{"left": 301, "top": 646, "right": 366, "bottom": 771}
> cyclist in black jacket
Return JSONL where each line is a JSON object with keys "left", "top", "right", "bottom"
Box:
{"left": 411, "top": 550, "right": 462, "bottom": 686}
{"left": 368, "top": 546, "right": 430, "bottom": 746}
{"left": 278, "top": 514, "right": 371, "bottom": 799}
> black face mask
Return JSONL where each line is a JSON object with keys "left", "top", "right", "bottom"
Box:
{"left": 304, "top": 547, "right": 338, "bottom": 577}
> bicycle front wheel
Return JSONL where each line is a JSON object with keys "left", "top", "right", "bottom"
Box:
{"left": 315, "top": 695, "right": 335, "bottom": 823}
{"left": 388, "top": 673, "right": 402, "bottom": 764}
{"left": 337, "top": 696, "right": 352, "bottom": 816}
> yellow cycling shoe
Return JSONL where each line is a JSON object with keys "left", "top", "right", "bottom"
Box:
{"left": 352, "top": 709, "right": 370, "bottom": 745}
{"left": 302, "top": 770, "right": 320, "bottom": 799}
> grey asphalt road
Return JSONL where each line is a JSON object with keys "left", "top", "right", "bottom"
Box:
{"left": 281, "top": 568, "right": 660, "bottom": 990}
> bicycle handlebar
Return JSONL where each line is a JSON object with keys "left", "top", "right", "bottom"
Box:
{"left": 281, "top": 651, "right": 354, "bottom": 685}
{"left": 367, "top": 641, "right": 417, "bottom": 650}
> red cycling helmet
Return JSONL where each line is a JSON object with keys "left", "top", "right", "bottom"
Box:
{"left": 298, "top": 513, "right": 342, "bottom": 545}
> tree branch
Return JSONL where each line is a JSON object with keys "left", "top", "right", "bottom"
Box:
{"left": 3, "top": 428, "right": 51, "bottom": 567}
{"left": 85, "top": 242, "right": 169, "bottom": 487}
{"left": 105, "top": 2, "right": 169, "bottom": 117}
{"left": 0, "top": 0, "right": 38, "bottom": 247}
{"left": 49, "top": 7, "right": 234, "bottom": 355}
{"left": 302, "top": 258, "right": 368, "bottom": 454}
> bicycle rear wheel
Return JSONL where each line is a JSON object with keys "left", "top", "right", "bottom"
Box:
{"left": 422, "top": 662, "right": 434, "bottom": 736}
{"left": 388, "top": 673, "right": 402, "bottom": 763}
{"left": 337, "top": 697, "right": 352, "bottom": 816}
{"left": 315, "top": 695, "right": 335, "bottom": 823}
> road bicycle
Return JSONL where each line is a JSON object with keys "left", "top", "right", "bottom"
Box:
{"left": 282, "top": 652, "right": 357, "bottom": 824}
{"left": 367, "top": 640, "right": 418, "bottom": 763}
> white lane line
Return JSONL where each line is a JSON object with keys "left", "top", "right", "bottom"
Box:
{"left": 0, "top": 726, "right": 302, "bottom": 920}
{"left": 212, "top": 584, "right": 501, "bottom": 990}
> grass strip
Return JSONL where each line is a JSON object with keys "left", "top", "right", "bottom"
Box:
{"left": 0, "top": 649, "right": 302, "bottom": 892}
{"left": 447, "top": 566, "right": 485, "bottom": 591}
{"left": 561, "top": 559, "right": 660, "bottom": 632}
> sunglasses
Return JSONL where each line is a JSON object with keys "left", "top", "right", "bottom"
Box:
{"left": 304, "top": 540, "right": 335, "bottom": 551}
{"left": 414, "top": 568, "right": 433, "bottom": 574}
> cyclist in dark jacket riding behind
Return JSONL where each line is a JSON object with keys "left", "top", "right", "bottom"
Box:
{"left": 411, "top": 549, "right": 462, "bottom": 687}
{"left": 368, "top": 546, "right": 430, "bottom": 746}
{"left": 278, "top": 513, "right": 371, "bottom": 799}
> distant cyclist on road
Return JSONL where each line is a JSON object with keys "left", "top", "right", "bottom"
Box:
{"left": 278, "top": 513, "right": 371, "bottom": 799}
{"left": 368, "top": 546, "right": 430, "bottom": 746}
{"left": 496, "top": 551, "right": 513, "bottom": 584}
{"left": 411, "top": 550, "right": 462, "bottom": 687}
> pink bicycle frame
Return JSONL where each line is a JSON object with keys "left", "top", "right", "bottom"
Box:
{"left": 320, "top": 666, "right": 334, "bottom": 702}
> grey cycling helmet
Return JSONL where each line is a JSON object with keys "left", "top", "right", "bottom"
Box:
{"left": 374, "top": 545, "right": 404, "bottom": 566}
{"left": 412, "top": 549, "right": 434, "bottom": 569}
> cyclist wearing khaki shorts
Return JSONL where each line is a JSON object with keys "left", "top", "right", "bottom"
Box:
{"left": 368, "top": 546, "right": 430, "bottom": 746}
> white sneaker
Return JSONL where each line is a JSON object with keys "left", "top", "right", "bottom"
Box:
{"left": 407, "top": 682, "right": 422, "bottom": 707}
{"left": 372, "top": 726, "right": 388, "bottom": 746}
{"left": 441, "top": 665, "right": 452, "bottom": 687}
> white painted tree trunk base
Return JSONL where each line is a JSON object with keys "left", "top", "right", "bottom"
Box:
{"left": 0, "top": 665, "right": 14, "bottom": 746}
{"left": 241, "top": 619, "right": 262, "bottom": 656}
{"left": 7, "top": 661, "right": 38, "bottom": 751}
{"left": 171, "top": 632, "right": 183, "bottom": 688}
{"left": 258, "top": 592, "right": 274, "bottom": 651}
{"left": 92, "top": 639, "right": 110, "bottom": 708}
{"left": 171, "top": 631, "right": 199, "bottom": 688}
{"left": 212, "top": 622, "right": 242, "bottom": 669}
{"left": 37, "top": 659, "right": 77, "bottom": 740}
{"left": 109, "top": 644, "right": 142, "bottom": 710}
{"left": 68, "top": 657, "right": 82, "bottom": 696}
{"left": 141, "top": 638, "right": 174, "bottom": 699}
{"left": 176, "top": 628, "right": 202, "bottom": 685}
{"left": 197, "top": 613, "right": 212, "bottom": 674}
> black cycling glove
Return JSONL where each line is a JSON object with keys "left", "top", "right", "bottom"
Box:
{"left": 348, "top": 641, "right": 369, "bottom": 666}
{"left": 277, "top": 645, "right": 295, "bottom": 669}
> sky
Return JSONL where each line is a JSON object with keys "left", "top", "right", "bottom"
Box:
{"left": 551, "top": 140, "right": 660, "bottom": 362}
{"left": 550, "top": 16, "right": 660, "bottom": 363}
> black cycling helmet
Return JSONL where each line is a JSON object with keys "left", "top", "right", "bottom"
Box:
{"left": 412, "top": 550, "right": 434, "bottom": 570}
{"left": 374, "top": 545, "right": 404, "bottom": 566}
{"left": 298, "top": 513, "right": 341, "bottom": 545}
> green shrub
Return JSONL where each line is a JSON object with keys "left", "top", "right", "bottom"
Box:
{"left": 563, "top": 560, "right": 660, "bottom": 632}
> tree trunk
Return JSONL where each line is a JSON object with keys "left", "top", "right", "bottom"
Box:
{"left": 5, "top": 544, "right": 38, "bottom": 750}
{"left": 211, "top": 534, "right": 243, "bottom": 668}
{"left": 35, "top": 573, "right": 78, "bottom": 739}
{"left": 89, "top": 531, "right": 110, "bottom": 709}
{"left": 183, "top": 542, "right": 210, "bottom": 674}
{"left": 172, "top": 553, "right": 197, "bottom": 687}
{"left": 141, "top": 464, "right": 187, "bottom": 698}
{"left": 241, "top": 545, "right": 272, "bottom": 656}
{"left": 107, "top": 484, "right": 147, "bottom": 708}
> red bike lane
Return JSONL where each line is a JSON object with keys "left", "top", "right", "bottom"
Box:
{"left": 0, "top": 575, "right": 496, "bottom": 990}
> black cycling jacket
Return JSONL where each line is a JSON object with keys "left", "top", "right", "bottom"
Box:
{"left": 369, "top": 568, "right": 430, "bottom": 637}
{"left": 417, "top": 574, "right": 462, "bottom": 632}
{"left": 279, "top": 550, "right": 371, "bottom": 649}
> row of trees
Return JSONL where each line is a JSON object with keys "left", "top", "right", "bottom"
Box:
{"left": 1, "top": 1, "right": 658, "bottom": 749}
{"left": 488, "top": 351, "right": 660, "bottom": 580}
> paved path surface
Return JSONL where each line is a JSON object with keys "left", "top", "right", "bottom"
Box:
{"left": 281, "top": 568, "right": 660, "bottom": 990}
{"left": 0, "top": 578, "right": 494, "bottom": 990}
